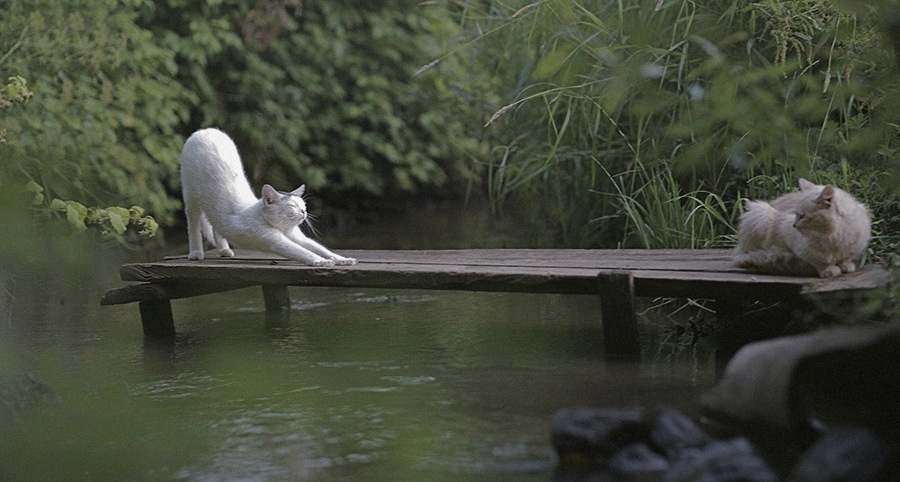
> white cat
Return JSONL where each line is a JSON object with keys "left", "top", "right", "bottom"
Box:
{"left": 180, "top": 128, "right": 357, "bottom": 267}
{"left": 733, "top": 178, "right": 870, "bottom": 277}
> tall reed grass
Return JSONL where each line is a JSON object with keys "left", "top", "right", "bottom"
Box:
{"left": 430, "top": 0, "right": 899, "bottom": 249}
{"left": 602, "top": 160, "right": 738, "bottom": 249}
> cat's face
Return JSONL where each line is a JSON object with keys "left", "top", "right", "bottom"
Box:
{"left": 793, "top": 185, "right": 835, "bottom": 235}
{"left": 261, "top": 184, "right": 308, "bottom": 230}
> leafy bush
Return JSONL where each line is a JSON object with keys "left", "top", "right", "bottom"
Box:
{"left": 0, "top": 0, "right": 189, "bottom": 225}
{"left": 142, "top": 0, "right": 488, "bottom": 207}
{"left": 2, "top": 0, "right": 487, "bottom": 237}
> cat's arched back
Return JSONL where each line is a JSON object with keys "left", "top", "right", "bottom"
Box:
{"left": 180, "top": 128, "right": 356, "bottom": 267}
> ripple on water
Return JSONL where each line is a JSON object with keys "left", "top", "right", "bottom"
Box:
{"left": 130, "top": 372, "right": 222, "bottom": 400}
{"left": 380, "top": 375, "right": 437, "bottom": 386}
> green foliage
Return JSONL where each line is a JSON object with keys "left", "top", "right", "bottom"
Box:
{"left": 0, "top": 76, "right": 33, "bottom": 110}
{"left": 439, "top": 0, "right": 900, "bottom": 249}
{"left": 142, "top": 0, "right": 487, "bottom": 203}
{"left": 1, "top": 79, "right": 158, "bottom": 261}
{"left": 0, "top": 76, "right": 33, "bottom": 144}
{"left": 44, "top": 198, "right": 158, "bottom": 241}
{"left": 0, "top": 0, "right": 189, "bottom": 225}
{"left": 2, "top": 0, "right": 488, "bottom": 247}
{"left": 604, "top": 161, "right": 738, "bottom": 249}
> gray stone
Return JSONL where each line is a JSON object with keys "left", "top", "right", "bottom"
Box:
{"left": 608, "top": 443, "right": 670, "bottom": 480}
{"left": 702, "top": 323, "right": 900, "bottom": 431}
{"left": 664, "top": 438, "right": 779, "bottom": 482}
{"left": 552, "top": 407, "right": 648, "bottom": 461}
{"left": 789, "top": 426, "right": 890, "bottom": 482}
{"left": 650, "top": 408, "right": 712, "bottom": 459}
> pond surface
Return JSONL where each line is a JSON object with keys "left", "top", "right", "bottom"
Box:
{"left": 2, "top": 265, "right": 717, "bottom": 480}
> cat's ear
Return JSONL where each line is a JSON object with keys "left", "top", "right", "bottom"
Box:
{"left": 817, "top": 186, "right": 835, "bottom": 208}
{"left": 798, "top": 178, "right": 816, "bottom": 191}
{"left": 292, "top": 185, "right": 305, "bottom": 197}
{"left": 262, "top": 184, "right": 281, "bottom": 205}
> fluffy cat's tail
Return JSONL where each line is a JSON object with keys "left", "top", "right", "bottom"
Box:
{"left": 734, "top": 200, "right": 777, "bottom": 253}
{"left": 732, "top": 249, "right": 817, "bottom": 276}
{"left": 733, "top": 200, "right": 818, "bottom": 276}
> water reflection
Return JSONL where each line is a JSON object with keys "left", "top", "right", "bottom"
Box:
{"left": 1, "top": 282, "right": 716, "bottom": 480}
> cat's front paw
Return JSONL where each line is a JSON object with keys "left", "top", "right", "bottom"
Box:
{"left": 334, "top": 257, "right": 358, "bottom": 266}
{"left": 838, "top": 260, "right": 856, "bottom": 273}
{"left": 312, "top": 258, "right": 335, "bottom": 267}
{"left": 818, "top": 265, "right": 842, "bottom": 278}
{"left": 188, "top": 250, "right": 205, "bottom": 261}
{"left": 218, "top": 248, "right": 235, "bottom": 258}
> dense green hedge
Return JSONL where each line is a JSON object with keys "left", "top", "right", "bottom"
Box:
{"left": 1, "top": 0, "right": 487, "bottom": 231}
{"left": 1, "top": 0, "right": 188, "bottom": 225}
{"left": 141, "top": 1, "right": 488, "bottom": 205}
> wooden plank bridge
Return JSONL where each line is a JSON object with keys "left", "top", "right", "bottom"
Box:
{"left": 101, "top": 249, "right": 892, "bottom": 356}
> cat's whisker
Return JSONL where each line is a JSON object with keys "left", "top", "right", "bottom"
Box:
{"left": 303, "top": 213, "right": 322, "bottom": 239}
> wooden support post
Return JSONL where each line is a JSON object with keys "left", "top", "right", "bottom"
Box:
{"left": 262, "top": 284, "right": 291, "bottom": 314}
{"left": 597, "top": 271, "right": 640, "bottom": 358}
{"left": 138, "top": 300, "right": 175, "bottom": 339}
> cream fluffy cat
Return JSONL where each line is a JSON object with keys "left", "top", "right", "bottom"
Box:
{"left": 180, "top": 128, "right": 357, "bottom": 267}
{"left": 733, "top": 178, "right": 870, "bottom": 277}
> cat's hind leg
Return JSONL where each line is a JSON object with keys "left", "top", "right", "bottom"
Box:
{"left": 213, "top": 232, "right": 234, "bottom": 258}
{"left": 185, "top": 202, "right": 206, "bottom": 260}
{"left": 194, "top": 212, "right": 234, "bottom": 257}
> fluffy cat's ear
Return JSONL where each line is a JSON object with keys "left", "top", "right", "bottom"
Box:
{"left": 292, "top": 185, "right": 305, "bottom": 197}
{"left": 817, "top": 186, "right": 835, "bottom": 208}
{"left": 798, "top": 178, "right": 816, "bottom": 191}
{"left": 262, "top": 184, "right": 281, "bottom": 205}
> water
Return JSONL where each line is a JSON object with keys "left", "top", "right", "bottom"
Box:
{"left": 1, "top": 269, "right": 717, "bottom": 480}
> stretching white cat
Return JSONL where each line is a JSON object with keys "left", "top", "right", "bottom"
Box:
{"left": 180, "top": 128, "right": 356, "bottom": 267}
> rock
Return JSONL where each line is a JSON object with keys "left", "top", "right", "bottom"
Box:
{"left": 665, "top": 438, "right": 779, "bottom": 482}
{"left": 552, "top": 407, "right": 772, "bottom": 481}
{"left": 608, "top": 443, "right": 670, "bottom": 480}
{"left": 551, "top": 407, "right": 648, "bottom": 463}
{"left": 650, "top": 408, "right": 712, "bottom": 459}
{"left": 789, "top": 426, "right": 890, "bottom": 482}
{"left": 702, "top": 323, "right": 900, "bottom": 432}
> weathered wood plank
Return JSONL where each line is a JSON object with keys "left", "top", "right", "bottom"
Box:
{"left": 119, "top": 253, "right": 889, "bottom": 300}
{"left": 164, "top": 249, "right": 738, "bottom": 272}
{"left": 101, "top": 280, "right": 253, "bottom": 305}
{"left": 111, "top": 250, "right": 892, "bottom": 305}
{"left": 105, "top": 249, "right": 892, "bottom": 355}
{"left": 798, "top": 265, "right": 894, "bottom": 294}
